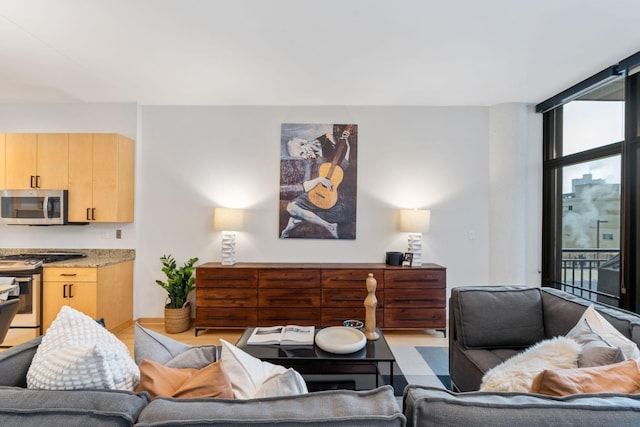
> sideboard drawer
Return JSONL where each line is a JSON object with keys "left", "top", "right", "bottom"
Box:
{"left": 196, "top": 288, "right": 257, "bottom": 307}
{"left": 258, "top": 269, "right": 321, "bottom": 289}
{"left": 322, "top": 269, "right": 385, "bottom": 289}
{"left": 196, "top": 268, "right": 257, "bottom": 288}
{"left": 384, "top": 308, "right": 445, "bottom": 328}
{"left": 385, "top": 289, "right": 445, "bottom": 308}
{"left": 259, "top": 289, "right": 321, "bottom": 306}
{"left": 196, "top": 307, "right": 257, "bottom": 327}
{"left": 384, "top": 269, "right": 445, "bottom": 289}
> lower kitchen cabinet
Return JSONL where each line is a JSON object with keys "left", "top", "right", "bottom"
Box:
{"left": 42, "top": 260, "right": 133, "bottom": 333}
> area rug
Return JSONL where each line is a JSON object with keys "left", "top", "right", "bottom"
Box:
{"left": 383, "top": 346, "right": 450, "bottom": 396}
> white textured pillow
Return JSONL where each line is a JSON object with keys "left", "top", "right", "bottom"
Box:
{"left": 579, "top": 305, "right": 640, "bottom": 361}
{"left": 480, "top": 336, "right": 581, "bottom": 392}
{"left": 27, "top": 306, "right": 139, "bottom": 390}
{"left": 220, "top": 339, "right": 307, "bottom": 399}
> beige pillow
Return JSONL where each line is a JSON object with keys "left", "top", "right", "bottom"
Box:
{"left": 137, "top": 359, "right": 233, "bottom": 399}
{"left": 220, "top": 339, "right": 308, "bottom": 399}
{"left": 530, "top": 359, "right": 640, "bottom": 396}
{"left": 567, "top": 318, "right": 626, "bottom": 367}
{"left": 579, "top": 305, "right": 640, "bottom": 360}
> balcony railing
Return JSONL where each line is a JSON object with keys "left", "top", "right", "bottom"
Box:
{"left": 557, "top": 248, "right": 620, "bottom": 305}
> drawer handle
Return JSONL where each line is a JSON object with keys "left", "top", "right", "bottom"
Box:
{"left": 60, "top": 273, "right": 77, "bottom": 277}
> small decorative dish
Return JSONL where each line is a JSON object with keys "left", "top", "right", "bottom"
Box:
{"left": 343, "top": 319, "right": 364, "bottom": 328}
{"left": 315, "top": 326, "right": 366, "bottom": 354}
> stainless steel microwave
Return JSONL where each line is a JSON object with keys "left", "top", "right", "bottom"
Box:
{"left": 0, "top": 190, "right": 69, "bottom": 225}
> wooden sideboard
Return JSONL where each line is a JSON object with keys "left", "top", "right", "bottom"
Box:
{"left": 195, "top": 262, "right": 446, "bottom": 335}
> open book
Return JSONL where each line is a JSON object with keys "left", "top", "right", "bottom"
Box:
{"left": 247, "top": 325, "right": 315, "bottom": 345}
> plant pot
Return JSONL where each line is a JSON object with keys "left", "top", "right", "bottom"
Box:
{"left": 164, "top": 302, "right": 191, "bottom": 334}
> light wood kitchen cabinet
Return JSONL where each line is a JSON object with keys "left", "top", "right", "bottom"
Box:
{"left": 68, "top": 133, "right": 135, "bottom": 222}
{"left": 4, "top": 133, "right": 69, "bottom": 189}
{"left": 43, "top": 260, "right": 134, "bottom": 333}
{"left": 0, "top": 133, "right": 5, "bottom": 189}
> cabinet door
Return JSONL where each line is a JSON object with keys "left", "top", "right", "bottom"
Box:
{"left": 68, "top": 281, "right": 98, "bottom": 319}
{"left": 68, "top": 134, "right": 94, "bottom": 222}
{"left": 5, "top": 133, "right": 36, "bottom": 189}
{"left": 92, "top": 134, "right": 135, "bottom": 222}
{"left": 42, "top": 282, "right": 68, "bottom": 333}
{"left": 36, "top": 133, "right": 68, "bottom": 189}
{"left": 0, "top": 133, "right": 5, "bottom": 189}
{"left": 96, "top": 261, "right": 133, "bottom": 332}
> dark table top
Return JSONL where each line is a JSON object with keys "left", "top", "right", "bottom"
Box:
{"left": 235, "top": 327, "right": 395, "bottom": 362}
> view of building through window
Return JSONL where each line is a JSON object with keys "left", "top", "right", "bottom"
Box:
{"left": 559, "top": 99, "right": 623, "bottom": 304}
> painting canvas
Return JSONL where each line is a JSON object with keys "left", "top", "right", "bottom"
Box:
{"left": 279, "top": 123, "right": 358, "bottom": 239}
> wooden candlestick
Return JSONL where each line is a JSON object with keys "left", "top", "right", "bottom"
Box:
{"left": 364, "top": 273, "right": 380, "bottom": 340}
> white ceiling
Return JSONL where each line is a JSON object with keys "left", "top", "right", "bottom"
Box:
{"left": 1, "top": 0, "right": 640, "bottom": 106}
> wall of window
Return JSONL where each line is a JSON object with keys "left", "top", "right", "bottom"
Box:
{"left": 540, "top": 55, "right": 640, "bottom": 312}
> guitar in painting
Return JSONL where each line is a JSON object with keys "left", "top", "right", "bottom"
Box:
{"left": 308, "top": 125, "right": 352, "bottom": 209}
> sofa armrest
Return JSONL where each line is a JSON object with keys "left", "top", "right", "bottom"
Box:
{"left": 403, "top": 385, "right": 640, "bottom": 427}
{"left": 0, "top": 336, "right": 41, "bottom": 387}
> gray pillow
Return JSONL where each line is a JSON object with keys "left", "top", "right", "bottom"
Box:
{"left": 567, "top": 318, "right": 626, "bottom": 367}
{"left": 134, "top": 323, "right": 218, "bottom": 369}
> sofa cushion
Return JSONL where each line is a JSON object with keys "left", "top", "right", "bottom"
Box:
{"left": 530, "top": 359, "right": 640, "bottom": 396}
{"left": 579, "top": 305, "right": 640, "bottom": 360}
{"left": 134, "top": 323, "right": 217, "bottom": 369}
{"left": 26, "top": 306, "right": 139, "bottom": 391}
{"left": 0, "top": 335, "right": 42, "bottom": 387}
{"left": 403, "top": 385, "right": 640, "bottom": 427}
{"left": 137, "top": 359, "right": 234, "bottom": 399}
{"left": 136, "top": 385, "right": 404, "bottom": 426}
{"left": 453, "top": 286, "right": 545, "bottom": 349}
{"left": 567, "top": 318, "right": 626, "bottom": 367}
{"left": 0, "top": 387, "right": 150, "bottom": 427}
{"left": 480, "top": 337, "right": 580, "bottom": 392}
{"left": 220, "top": 339, "right": 307, "bottom": 399}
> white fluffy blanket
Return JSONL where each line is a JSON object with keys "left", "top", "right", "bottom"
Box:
{"left": 480, "top": 336, "right": 581, "bottom": 392}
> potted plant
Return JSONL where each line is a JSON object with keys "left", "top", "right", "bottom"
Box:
{"left": 155, "top": 254, "right": 199, "bottom": 333}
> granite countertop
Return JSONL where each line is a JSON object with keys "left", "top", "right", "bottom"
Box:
{"left": 0, "top": 248, "right": 135, "bottom": 268}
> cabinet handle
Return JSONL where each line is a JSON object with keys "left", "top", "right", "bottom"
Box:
{"left": 35, "top": 175, "right": 41, "bottom": 188}
{"left": 86, "top": 208, "right": 91, "bottom": 220}
{"left": 63, "top": 284, "right": 68, "bottom": 298}
{"left": 69, "top": 284, "right": 74, "bottom": 298}
{"left": 92, "top": 208, "right": 96, "bottom": 221}
{"left": 60, "top": 273, "right": 77, "bottom": 277}
{"left": 30, "top": 176, "right": 36, "bottom": 188}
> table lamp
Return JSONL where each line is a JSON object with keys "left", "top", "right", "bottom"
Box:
{"left": 213, "top": 207, "right": 244, "bottom": 265}
{"left": 399, "top": 209, "right": 431, "bottom": 266}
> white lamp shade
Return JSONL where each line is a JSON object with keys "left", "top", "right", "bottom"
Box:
{"left": 214, "top": 208, "right": 244, "bottom": 231}
{"left": 399, "top": 209, "right": 431, "bottom": 232}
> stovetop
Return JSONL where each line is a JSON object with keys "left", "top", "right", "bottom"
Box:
{"left": 0, "top": 252, "right": 86, "bottom": 272}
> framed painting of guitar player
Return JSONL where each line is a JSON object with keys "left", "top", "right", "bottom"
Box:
{"left": 279, "top": 123, "right": 358, "bottom": 239}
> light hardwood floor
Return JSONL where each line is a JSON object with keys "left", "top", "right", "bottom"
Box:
{"left": 118, "top": 321, "right": 448, "bottom": 358}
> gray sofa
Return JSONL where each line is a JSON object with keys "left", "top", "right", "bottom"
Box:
{"left": 402, "top": 286, "right": 640, "bottom": 427}
{"left": 0, "top": 335, "right": 405, "bottom": 426}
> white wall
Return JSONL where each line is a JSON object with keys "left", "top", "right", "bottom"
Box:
{"left": 488, "top": 104, "right": 542, "bottom": 286}
{"left": 136, "top": 106, "right": 493, "bottom": 318}
{"left": 0, "top": 103, "right": 138, "bottom": 249}
{"left": 0, "top": 103, "right": 541, "bottom": 320}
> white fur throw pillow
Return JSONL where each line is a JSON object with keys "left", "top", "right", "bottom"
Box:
{"left": 480, "top": 337, "right": 581, "bottom": 392}
{"left": 27, "top": 306, "right": 139, "bottom": 390}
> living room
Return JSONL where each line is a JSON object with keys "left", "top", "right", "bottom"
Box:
{"left": 3, "top": 2, "right": 640, "bottom": 425}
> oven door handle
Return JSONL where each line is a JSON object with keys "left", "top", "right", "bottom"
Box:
{"left": 14, "top": 277, "right": 33, "bottom": 283}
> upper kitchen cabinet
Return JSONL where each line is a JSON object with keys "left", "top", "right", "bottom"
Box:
{"left": 68, "top": 134, "right": 135, "bottom": 223}
{"left": 0, "top": 134, "right": 5, "bottom": 189}
{"left": 4, "top": 133, "right": 69, "bottom": 189}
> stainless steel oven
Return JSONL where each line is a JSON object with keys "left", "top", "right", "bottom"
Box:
{"left": 0, "top": 261, "right": 43, "bottom": 347}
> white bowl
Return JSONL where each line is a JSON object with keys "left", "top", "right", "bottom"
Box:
{"left": 315, "top": 326, "right": 366, "bottom": 354}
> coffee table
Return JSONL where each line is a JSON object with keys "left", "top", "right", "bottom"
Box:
{"left": 236, "top": 327, "right": 395, "bottom": 391}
